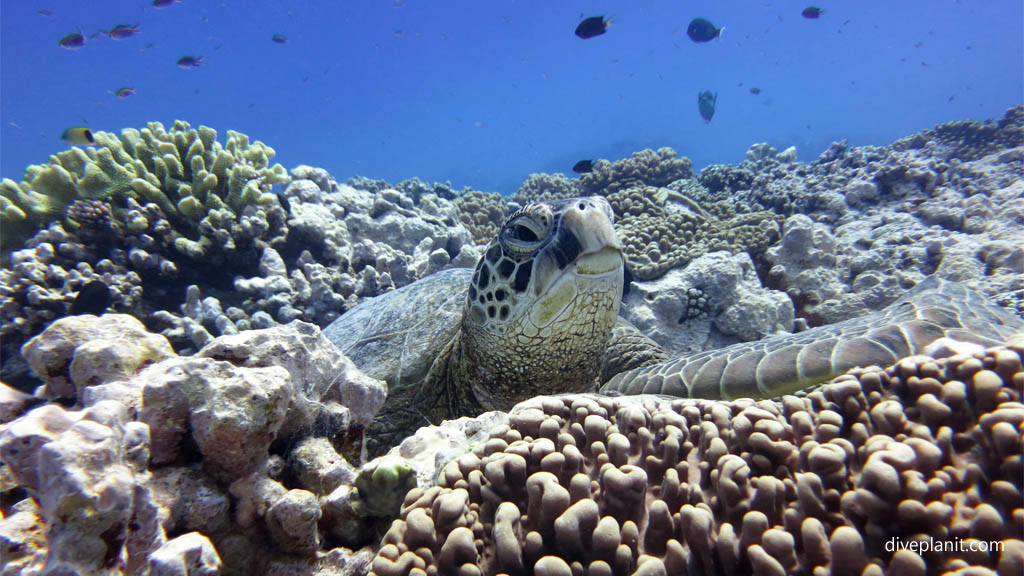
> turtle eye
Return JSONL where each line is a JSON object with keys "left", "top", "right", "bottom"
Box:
{"left": 510, "top": 224, "right": 538, "bottom": 242}
{"left": 500, "top": 215, "right": 547, "bottom": 255}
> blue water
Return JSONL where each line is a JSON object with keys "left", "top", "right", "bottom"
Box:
{"left": 2, "top": 1, "right": 1022, "bottom": 194}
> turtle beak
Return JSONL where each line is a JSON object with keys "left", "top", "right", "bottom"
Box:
{"left": 562, "top": 196, "right": 621, "bottom": 253}
{"left": 563, "top": 197, "right": 622, "bottom": 277}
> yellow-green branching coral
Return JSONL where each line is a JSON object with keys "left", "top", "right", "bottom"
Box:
{"left": 1, "top": 120, "right": 288, "bottom": 256}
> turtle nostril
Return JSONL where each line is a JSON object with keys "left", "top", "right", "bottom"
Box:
{"left": 578, "top": 202, "right": 587, "bottom": 211}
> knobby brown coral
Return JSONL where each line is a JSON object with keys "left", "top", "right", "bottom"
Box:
{"left": 371, "top": 336, "right": 1024, "bottom": 576}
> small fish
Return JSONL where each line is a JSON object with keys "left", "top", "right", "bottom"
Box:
{"left": 749, "top": 87, "right": 761, "bottom": 95}
{"left": 153, "top": 0, "right": 180, "bottom": 7}
{"left": 575, "top": 16, "right": 611, "bottom": 39}
{"left": 801, "top": 7, "right": 824, "bottom": 19}
{"left": 39, "top": 9, "right": 54, "bottom": 16}
{"left": 277, "top": 191, "right": 291, "bottom": 213}
{"left": 114, "top": 87, "right": 136, "bottom": 98}
{"left": 109, "top": 24, "right": 140, "bottom": 39}
{"left": 573, "top": 160, "right": 594, "bottom": 174}
{"left": 271, "top": 34, "right": 288, "bottom": 44}
{"left": 59, "top": 31, "right": 86, "bottom": 50}
{"left": 698, "top": 90, "right": 717, "bottom": 123}
{"left": 177, "top": 55, "right": 203, "bottom": 68}
{"left": 61, "top": 127, "right": 94, "bottom": 145}
{"left": 686, "top": 18, "right": 723, "bottom": 43}
{"left": 70, "top": 281, "right": 112, "bottom": 316}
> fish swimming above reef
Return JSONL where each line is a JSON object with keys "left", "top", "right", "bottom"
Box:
{"left": 153, "top": 0, "right": 180, "bottom": 7}
{"left": 70, "top": 281, "right": 112, "bottom": 315}
{"left": 698, "top": 90, "right": 717, "bottom": 123}
{"left": 61, "top": 127, "right": 94, "bottom": 145}
{"left": 749, "top": 87, "right": 761, "bottom": 95}
{"left": 575, "top": 16, "right": 611, "bottom": 39}
{"left": 109, "top": 24, "right": 140, "bottom": 39}
{"left": 177, "top": 55, "right": 203, "bottom": 68}
{"left": 573, "top": 159, "right": 594, "bottom": 174}
{"left": 271, "top": 34, "right": 288, "bottom": 44}
{"left": 686, "top": 18, "right": 723, "bottom": 43}
{"left": 802, "top": 6, "right": 824, "bottom": 19}
{"left": 58, "top": 32, "right": 85, "bottom": 50}
{"left": 114, "top": 87, "right": 136, "bottom": 98}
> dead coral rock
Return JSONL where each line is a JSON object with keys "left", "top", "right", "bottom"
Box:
{"left": 138, "top": 356, "right": 290, "bottom": 482}
{"left": 197, "top": 320, "right": 386, "bottom": 438}
{"left": 370, "top": 337, "right": 1024, "bottom": 575}
{"left": 21, "top": 313, "right": 174, "bottom": 401}
{"left": 145, "top": 532, "right": 222, "bottom": 576}
{"left": 0, "top": 401, "right": 166, "bottom": 575}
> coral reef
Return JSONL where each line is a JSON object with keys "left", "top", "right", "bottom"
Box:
{"left": 1, "top": 120, "right": 289, "bottom": 256}
{"left": 893, "top": 106, "right": 1024, "bottom": 161}
{"left": 1, "top": 316, "right": 389, "bottom": 575}
{"left": 512, "top": 172, "right": 581, "bottom": 205}
{"left": 622, "top": 251, "right": 794, "bottom": 355}
{"left": 452, "top": 190, "right": 509, "bottom": 246}
{"left": 511, "top": 148, "right": 694, "bottom": 205}
{"left": 579, "top": 147, "right": 695, "bottom": 196}
{"left": 371, "top": 335, "right": 1024, "bottom": 576}
{"left": 0, "top": 151, "right": 485, "bottom": 373}
{"left": 607, "top": 185, "right": 782, "bottom": 280}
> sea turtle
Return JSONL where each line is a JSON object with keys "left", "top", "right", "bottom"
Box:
{"left": 324, "top": 196, "right": 1024, "bottom": 454}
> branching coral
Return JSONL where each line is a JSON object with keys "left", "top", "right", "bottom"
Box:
{"left": 1, "top": 120, "right": 289, "bottom": 256}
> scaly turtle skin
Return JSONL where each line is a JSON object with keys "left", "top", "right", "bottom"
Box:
{"left": 324, "top": 197, "right": 626, "bottom": 453}
{"left": 602, "top": 276, "right": 1024, "bottom": 398}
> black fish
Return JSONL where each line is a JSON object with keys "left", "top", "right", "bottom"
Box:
{"left": 271, "top": 34, "right": 288, "bottom": 44}
{"left": 59, "top": 31, "right": 86, "bottom": 50}
{"left": 686, "top": 18, "right": 723, "bottom": 43}
{"left": 573, "top": 159, "right": 594, "bottom": 174}
{"left": 70, "top": 281, "right": 112, "bottom": 315}
{"left": 802, "top": 7, "right": 824, "bottom": 19}
{"left": 177, "top": 55, "right": 203, "bottom": 68}
{"left": 698, "top": 90, "right": 717, "bottom": 123}
{"left": 575, "top": 16, "right": 610, "bottom": 39}
{"left": 277, "top": 191, "right": 291, "bottom": 213}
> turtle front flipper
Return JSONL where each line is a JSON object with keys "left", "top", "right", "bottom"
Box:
{"left": 364, "top": 331, "right": 479, "bottom": 457}
{"left": 601, "top": 277, "right": 1024, "bottom": 400}
{"left": 599, "top": 317, "right": 668, "bottom": 387}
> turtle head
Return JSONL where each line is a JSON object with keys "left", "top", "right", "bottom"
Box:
{"left": 467, "top": 196, "right": 623, "bottom": 328}
{"left": 462, "top": 196, "right": 624, "bottom": 409}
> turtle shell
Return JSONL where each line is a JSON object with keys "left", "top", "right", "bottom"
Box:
{"left": 322, "top": 268, "right": 472, "bottom": 396}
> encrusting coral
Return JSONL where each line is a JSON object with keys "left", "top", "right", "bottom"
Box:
{"left": 452, "top": 191, "right": 509, "bottom": 246}
{"left": 578, "top": 147, "right": 695, "bottom": 197}
{"left": 371, "top": 336, "right": 1024, "bottom": 576}
{"left": 607, "top": 185, "right": 782, "bottom": 280}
